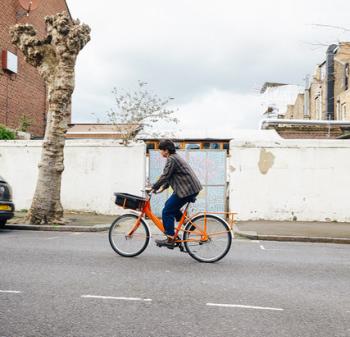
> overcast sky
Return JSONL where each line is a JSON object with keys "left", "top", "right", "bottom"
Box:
{"left": 67, "top": 0, "right": 350, "bottom": 133}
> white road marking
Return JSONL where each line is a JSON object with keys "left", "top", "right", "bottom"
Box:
{"left": 0, "top": 290, "right": 21, "bottom": 294}
{"left": 47, "top": 236, "right": 60, "bottom": 240}
{"left": 81, "top": 295, "right": 152, "bottom": 302}
{"left": 206, "top": 303, "right": 284, "bottom": 311}
{"left": 259, "top": 244, "right": 280, "bottom": 251}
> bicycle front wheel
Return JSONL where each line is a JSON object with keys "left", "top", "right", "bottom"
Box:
{"left": 109, "top": 214, "right": 150, "bottom": 257}
{"left": 183, "top": 214, "right": 232, "bottom": 263}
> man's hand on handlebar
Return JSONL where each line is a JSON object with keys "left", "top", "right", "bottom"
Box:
{"left": 145, "top": 187, "right": 154, "bottom": 194}
{"left": 145, "top": 185, "right": 166, "bottom": 195}
{"left": 156, "top": 186, "right": 166, "bottom": 194}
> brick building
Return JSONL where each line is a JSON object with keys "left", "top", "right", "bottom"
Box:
{"left": 0, "top": 0, "right": 71, "bottom": 137}
{"left": 261, "top": 43, "right": 350, "bottom": 138}
{"left": 263, "top": 42, "right": 350, "bottom": 123}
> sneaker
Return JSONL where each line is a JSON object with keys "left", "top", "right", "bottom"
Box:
{"left": 155, "top": 236, "right": 175, "bottom": 248}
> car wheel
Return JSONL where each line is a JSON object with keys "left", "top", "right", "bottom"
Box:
{"left": 0, "top": 219, "right": 7, "bottom": 228}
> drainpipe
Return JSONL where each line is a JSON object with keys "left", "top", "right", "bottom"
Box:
{"left": 304, "top": 75, "right": 310, "bottom": 119}
{"left": 326, "top": 44, "right": 338, "bottom": 120}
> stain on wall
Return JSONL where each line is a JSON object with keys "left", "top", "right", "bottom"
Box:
{"left": 258, "top": 148, "right": 275, "bottom": 174}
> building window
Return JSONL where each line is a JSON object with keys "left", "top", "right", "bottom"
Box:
{"left": 336, "top": 101, "right": 341, "bottom": 120}
{"left": 345, "top": 63, "right": 349, "bottom": 91}
{"left": 174, "top": 142, "right": 181, "bottom": 149}
{"left": 341, "top": 103, "right": 347, "bottom": 120}
{"left": 146, "top": 142, "right": 155, "bottom": 153}
{"left": 223, "top": 143, "right": 230, "bottom": 153}
{"left": 185, "top": 143, "right": 201, "bottom": 150}
{"left": 203, "top": 142, "right": 220, "bottom": 149}
{"left": 315, "top": 95, "right": 322, "bottom": 120}
{"left": 320, "top": 65, "right": 326, "bottom": 81}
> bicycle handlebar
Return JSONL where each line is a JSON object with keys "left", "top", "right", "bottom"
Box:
{"left": 141, "top": 189, "right": 155, "bottom": 198}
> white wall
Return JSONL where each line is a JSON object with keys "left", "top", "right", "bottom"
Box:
{"left": 229, "top": 138, "right": 350, "bottom": 222}
{"left": 0, "top": 139, "right": 146, "bottom": 214}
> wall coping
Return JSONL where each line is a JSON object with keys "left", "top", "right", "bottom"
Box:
{"left": 0, "top": 139, "right": 145, "bottom": 148}
{"left": 230, "top": 139, "right": 350, "bottom": 149}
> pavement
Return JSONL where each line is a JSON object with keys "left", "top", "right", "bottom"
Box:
{"left": 1, "top": 230, "right": 349, "bottom": 337}
{"left": 6, "top": 211, "right": 118, "bottom": 232}
{"left": 235, "top": 220, "right": 350, "bottom": 244}
{"left": 5, "top": 212, "right": 350, "bottom": 243}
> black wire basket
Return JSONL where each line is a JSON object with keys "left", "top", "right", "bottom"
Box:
{"left": 114, "top": 193, "right": 146, "bottom": 211}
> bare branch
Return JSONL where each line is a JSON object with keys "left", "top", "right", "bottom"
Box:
{"left": 106, "top": 81, "right": 178, "bottom": 144}
{"left": 310, "top": 24, "right": 350, "bottom": 33}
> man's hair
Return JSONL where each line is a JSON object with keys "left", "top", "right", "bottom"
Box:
{"left": 159, "top": 139, "right": 176, "bottom": 154}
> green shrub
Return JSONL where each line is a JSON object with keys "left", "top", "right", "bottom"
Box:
{"left": 18, "top": 115, "right": 32, "bottom": 132}
{"left": 0, "top": 124, "right": 16, "bottom": 140}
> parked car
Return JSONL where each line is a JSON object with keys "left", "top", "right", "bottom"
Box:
{"left": 0, "top": 176, "right": 15, "bottom": 227}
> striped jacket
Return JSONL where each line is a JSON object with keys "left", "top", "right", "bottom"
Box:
{"left": 152, "top": 153, "right": 202, "bottom": 198}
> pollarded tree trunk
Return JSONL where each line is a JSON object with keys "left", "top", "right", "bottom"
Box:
{"left": 10, "top": 12, "right": 90, "bottom": 225}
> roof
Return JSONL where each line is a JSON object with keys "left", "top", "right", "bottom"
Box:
{"left": 139, "top": 129, "right": 281, "bottom": 141}
{"left": 260, "top": 82, "right": 288, "bottom": 94}
{"left": 260, "top": 84, "right": 304, "bottom": 117}
{"left": 66, "top": 123, "right": 141, "bottom": 139}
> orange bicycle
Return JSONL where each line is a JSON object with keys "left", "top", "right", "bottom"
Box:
{"left": 108, "top": 191, "right": 234, "bottom": 263}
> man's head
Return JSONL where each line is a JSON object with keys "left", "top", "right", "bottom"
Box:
{"left": 159, "top": 139, "right": 176, "bottom": 158}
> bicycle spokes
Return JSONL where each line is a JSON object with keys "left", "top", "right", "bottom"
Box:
{"left": 183, "top": 215, "right": 232, "bottom": 263}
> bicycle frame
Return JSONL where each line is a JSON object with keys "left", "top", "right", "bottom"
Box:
{"left": 127, "top": 193, "right": 236, "bottom": 243}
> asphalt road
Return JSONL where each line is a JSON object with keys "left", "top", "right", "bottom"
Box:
{"left": 0, "top": 230, "right": 349, "bottom": 337}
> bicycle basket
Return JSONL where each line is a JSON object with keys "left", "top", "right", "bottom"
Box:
{"left": 114, "top": 193, "right": 146, "bottom": 211}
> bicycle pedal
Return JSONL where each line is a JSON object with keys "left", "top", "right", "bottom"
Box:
{"left": 178, "top": 245, "right": 185, "bottom": 252}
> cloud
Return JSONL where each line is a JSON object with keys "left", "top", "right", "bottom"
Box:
{"left": 68, "top": 0, "right": 350, "bottom": 130}
{"left": 175, "top": 89, "right": 262, "bottom": 132}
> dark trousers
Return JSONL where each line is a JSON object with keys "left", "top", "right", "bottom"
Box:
{"left": 162, "top": 192, "right": 197, "bottom": 236}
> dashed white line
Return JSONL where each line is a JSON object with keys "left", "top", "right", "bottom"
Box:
{"left": 81, "top": 295, "right": 152, "bottom": 302}
{"left": 0, "top": 290, "right": 22, "bottom": 294}
{"left": 206, "top": 303, "right": 284, "bottom": 311}
{"left": 259, "top": 244, "right": 280, "bottom": 251}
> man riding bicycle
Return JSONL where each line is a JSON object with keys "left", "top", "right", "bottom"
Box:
{"left": 147, "top": 139, "right": 202, "bottom": 248}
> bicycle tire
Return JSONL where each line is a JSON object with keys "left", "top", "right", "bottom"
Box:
{"left": 109, "top": 213, "right": 150, "bottom": 257}
{"left": 183, "top": 214, "right": 232, "bottom": 263}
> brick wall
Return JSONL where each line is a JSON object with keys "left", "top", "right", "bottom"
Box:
{"left": 270, "top": 125, "right": 343, "bottom": 139}
{"left": 0, "top": 0, "right": 71, "bottom": 137}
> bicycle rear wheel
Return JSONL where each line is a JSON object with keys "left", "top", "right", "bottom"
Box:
{"left": 183, "top": 214, "right": 232, "bottom": 263}
{"left": 109, "top": 213, "right": 150, "bottom": 257}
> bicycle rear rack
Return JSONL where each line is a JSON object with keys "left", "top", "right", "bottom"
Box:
{"left": 186, "top": 211, "right": 237, "bottom": 230}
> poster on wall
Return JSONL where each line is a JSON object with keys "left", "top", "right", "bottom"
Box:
{"left": 149, "top": 150, "right": 227, "bottom": 217}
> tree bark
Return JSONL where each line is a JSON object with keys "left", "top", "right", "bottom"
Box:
{"left": 10, "top": 12, "right": 90, "bottom": 225}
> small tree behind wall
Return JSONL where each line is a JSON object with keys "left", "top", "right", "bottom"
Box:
{"left": 10, "top": 12, "right": 91, "bottom": 225}
{"left": 104, "top": 81, "right": 178, "bottom": 143}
